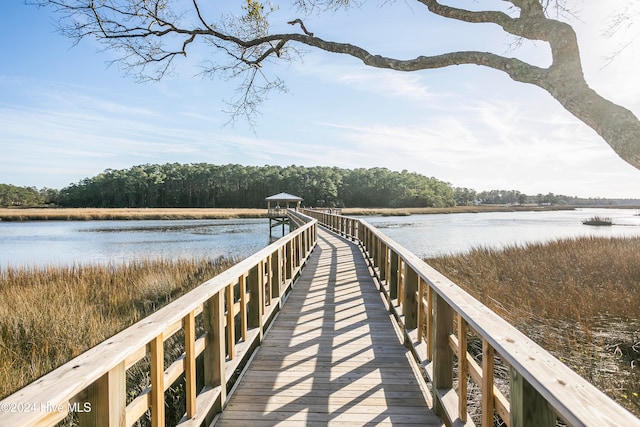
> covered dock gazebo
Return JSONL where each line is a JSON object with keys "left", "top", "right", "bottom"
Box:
{"left": 265, "top": 192, "right": 303, "bottom": 236}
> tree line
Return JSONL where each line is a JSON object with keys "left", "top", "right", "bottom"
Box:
{"left": 2, "top": 164, "right": 633, "bottom": 208}
{"left": 54, "top": 164, "right": 456, "bottom": 208}
{"left": 0, "top": 184, "right": 58, "bottom": 207}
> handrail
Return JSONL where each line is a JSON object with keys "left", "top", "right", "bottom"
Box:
{"left": 303, "top": 208, "right": 640, "bottom": 427}
{"left": 0, "top": 209, "right": 317, "bottom": 427}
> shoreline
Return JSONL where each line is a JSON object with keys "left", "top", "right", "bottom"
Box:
{"left": 0, "top": 205, "right": 637, "bottom": 221}
{"left": 0, "top": 207, "right": 268, "bottom": 221}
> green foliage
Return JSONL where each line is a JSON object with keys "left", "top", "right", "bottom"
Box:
{"left": 474, "top": 189, "right": 618, "bottom": 206}
{"left": 56, "top": 163, "right": 457, "bottom": 209}
{"left": 243, "top": 0, "right": 266, "bottom": 22}
{"left": 0, "top": 184, "right": 50, "bottom": 207}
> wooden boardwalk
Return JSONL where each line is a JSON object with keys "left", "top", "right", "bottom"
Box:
{"left": 214, "top": 229, "right": 443, "bottom": 426}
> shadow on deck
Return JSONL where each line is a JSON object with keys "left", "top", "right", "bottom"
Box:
{"left": 214, "top": 229, "right": 443, "bottom": 426}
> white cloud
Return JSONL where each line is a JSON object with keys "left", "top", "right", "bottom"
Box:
{"left": 292, "top": 56, "right": 452, "bottom": 104}
{"left": 314, "top": 94, "right": 640, "bottom": 198}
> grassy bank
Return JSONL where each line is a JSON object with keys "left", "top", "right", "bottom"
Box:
{"left": 3, "top": 205, "right": 636, "bottom": 221}
{"left": 0, "top": 206, "right": 519, "bottom": 221}
{"left": 0, "top": 257, "right": 235, "bottom": 399}
{"left": 427, "top": 236, "right": 640, "bottom": 416}
{"left": 0, "top": 207, "right": 267, "bottom": 221}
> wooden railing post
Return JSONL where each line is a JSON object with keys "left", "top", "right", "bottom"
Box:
{"left": 432, "top": 293, "right": 453, "bottom": 417}
{"left": 78, "top": 362, "right": 126, "bottom": 427}
{"left": 403, "top": 266, "right": 419, "bottom": 330}
{"left": 286, "top": 241, "right": 294, "bottom": 281}
{"left": 184, "top": 311, "right": 197, "bottom": 419}
{"left": 248, "top": 264, "right": 264, "bottom": 339}
{"left": 457, "top": 316, "right": 468, "bottom": 423}
{"left": 226, "top": 284, "right": 236, "bottom": 360}
{"left": 150, "top": 335, "right": 165, "bottom": 427}
{"left": 389, "top": 251, "right": 399, "bottom": 300}
{"left": 302, "top": 228, "right": 308, "bottom": 256}
{"left": 361, "top": 227, "right": 369, "bottom": 254}
{"left": 204, "top": 292, "right": 226, "bottom": 421}
{"left": 271, "top": 248, "right": 282, "bottom": 300}
{"left": 240, "top": 273, "right": 248, "bottom": 342}
{"left": 378, "top": 242, "right": 387, "bottom": 282}
{"left": 482, "top": 340, "right": 495, "bottom": 427}
{"left": 426, "top": 285, "right": 433, "bottom": 358}
{"left": 417, "top": 278, "right": 425, "bottom": 344}
{"left": 296, "top": 234, "right": 303, "bottom": 269}
{"left": 510, "top": 369, "right": 555, "bottom": 427}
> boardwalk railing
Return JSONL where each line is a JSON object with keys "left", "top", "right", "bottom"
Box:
{"left": 0, "top": 209, "right": 316, "bottom": 427}
{"left": 303, "top": 208, "right": 640, "bottom": 427}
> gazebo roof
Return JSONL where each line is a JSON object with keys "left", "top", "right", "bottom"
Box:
{"left": 265, "top": 192, "right": 303, "bottom": 201}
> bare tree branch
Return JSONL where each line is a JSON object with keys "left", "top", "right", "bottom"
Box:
{"left": 29, "top": 0, "right": 640, "bottom": 170}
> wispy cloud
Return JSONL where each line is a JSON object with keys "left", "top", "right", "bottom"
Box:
{"left": 292, "top": 56, "right": 452, "bottom": 104}
{"left": 316, "top": 95, "right": 640, "bottom": 197}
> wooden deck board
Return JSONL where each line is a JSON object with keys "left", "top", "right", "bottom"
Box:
{"left": 214, "top": 229, "right": 442, "bottom": 427}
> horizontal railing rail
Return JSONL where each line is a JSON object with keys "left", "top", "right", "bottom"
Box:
{"left": 0, "top": 210, "right": 317, "bottom": 427}
{"left": 303, "top": 208, "right": 640, "bottom": 427}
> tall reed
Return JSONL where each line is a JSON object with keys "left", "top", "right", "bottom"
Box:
{"left": 427, "top": 236, "right": 640, "bottom": 415}
{"left": 0, "top": 257, "right": 235, "bottom": 399}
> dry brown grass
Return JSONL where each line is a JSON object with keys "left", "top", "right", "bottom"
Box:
{"left": 0, "top": 257, "right": 235, "bottom": 399}
{"left": 0, "top": 207, "right": 266, "bottom": 221}
{"left": 427, "top": 236, "right": 640, "bottom": 416}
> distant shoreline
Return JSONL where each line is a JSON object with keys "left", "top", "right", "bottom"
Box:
{"left": 341, "top": 204, "right": 640, "bottom": 216}
{"left": 0, "top": 207, "right": 267, "bottom": 221}
{"left": 1, "top": 205, "right": 637, "bottom": 221}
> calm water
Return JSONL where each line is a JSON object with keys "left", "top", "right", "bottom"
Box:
{"left": 1, "top": 208, "right": 639, "bottom": 269}
{"left": 362, "top": 208, "right": 640, "bottom": 258}
{"left": 0, "top": 218, "right": 283, "bottom": 269}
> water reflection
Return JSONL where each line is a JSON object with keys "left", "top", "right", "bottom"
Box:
{"left": 0, "top": 218, "right": 281, "bottom": 269}
{"left": 1, "top": 208, "right": 638, "bottom": 269}
{"left": 362, "top": 208, "right": 640, "bottom": 258}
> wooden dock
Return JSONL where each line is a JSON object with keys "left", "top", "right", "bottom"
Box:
{"left": 214, "top": 229, "right": 443, "bottom": 426}
{"left": 4, "top": 209, "right": 639, "bottom": 427}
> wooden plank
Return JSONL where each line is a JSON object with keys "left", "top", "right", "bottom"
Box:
{"left": 433, "top": 293, "right": 453, "bottom": 417}
{"left": 216, "top": 420, "right": 437, "bottom": 427}
{"left": 184, "top": 311, "right": 197, "bottom": 419}
{"left": 240, "top": 273, "right": 248, "bottom": 342}
{"left": 125, "top": 387, "right": 150, "bottom": 426}
{"left": 225, "top": 284, "right": 235, "bottom": 359}
{"left": 404, "top": 265, "right": 419, "bottom": 329}
{"left": 216, "top": 410, "right": 441, "bottom": 425}
{"left": 149, "top": 335, "right": 164, "bottom": 427}
{"left": 436, "top": 388, "right": 476, "bottom": 427}
{"left": 78, "top": 362, "right": 125, "bottom": 427}
{"left": 214, "top": 229, "right": 440, "bottom": 426}
{"left": 204, "top": 292, "right": 226, "bottom": 418}
{"left": 228, "top": 388, "right": 428, "bottom": 400}
{"left": 510, "top": 368, "right": 555, "bottom": 427}
{"left": 482, "top": 340, "right": 495, "bottom": 427}
{"left": 458, "top": 316, "right": 468, "bottom": 423}
{"left": 389, "top": 251, "right": 399, "bottom": 300}
{"left": 417, "top": 278, "right": 425, "bottom": 343}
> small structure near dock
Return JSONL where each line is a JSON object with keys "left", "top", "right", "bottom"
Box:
{"left": 266, "top": 192, "right": 303, "bottom": 236}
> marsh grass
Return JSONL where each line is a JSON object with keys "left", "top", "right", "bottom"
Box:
{"left": 0, "top": 207, "right": 266, "bottom": 221}
{"left": 0, "top": 257, "right": 235, "bottom": 399}
{"left": 427, "top": 236, "right": 640, "bottom": 416}
{"left": 582, "top": 215, "right": 613, "bottom": 226}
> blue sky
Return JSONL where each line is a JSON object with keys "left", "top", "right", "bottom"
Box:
{"left": 1, "top": 0, "right": 639, "bottom": 198}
